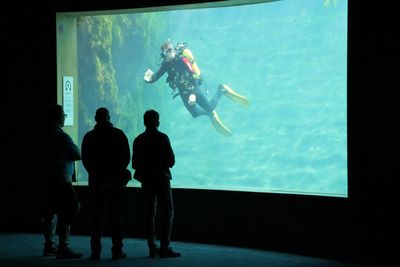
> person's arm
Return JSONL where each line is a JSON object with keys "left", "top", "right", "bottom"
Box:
{"left": 131, "top": 138, "right": 140, "bottom": 170}
{"left": 81, "top": 134, "right": 92, "bottom": 172}
{"left": 120, "top": 131, "right": 131, "bottom": 169}
{"left": 114, "top": 130, "right": 132, "bottom": 186}
{"left": 164, "top": 135, "right": 175, "bottom": 168}
{"left": 64, "top": 132, "right": 81, "bottom": 161}
{"left": 144, "top": 64, "right": 167, "bottom": 83}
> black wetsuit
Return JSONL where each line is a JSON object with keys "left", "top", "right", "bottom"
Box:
{"left": 148, "top": 56, "right": 223, "bottom": 117}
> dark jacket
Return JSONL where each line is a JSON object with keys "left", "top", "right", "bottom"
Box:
{"left": 45, "top": 125, "right": 81, "bottom": 184}
{"left": 81, "top": 121, "right": 130, "bottom": 188}
{"left": 132, "top": 128, "right": 175, "bottom": 183}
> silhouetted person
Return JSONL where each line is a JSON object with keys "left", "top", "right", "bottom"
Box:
{"left": 81, "top": 107, "right": 131, "bottom": 260}
{"left": 40, "top": 104, "right": 83, "bottom": 259}
{"left": 132, "top": 109, "right": 181, "bottom": 258}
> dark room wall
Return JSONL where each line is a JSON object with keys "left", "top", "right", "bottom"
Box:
{"left": 2, "top": 0, "right": 392, "bottom": 265}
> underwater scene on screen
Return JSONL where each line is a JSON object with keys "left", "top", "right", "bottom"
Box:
{"left": 74, "top": 0, "right": 348, "bottom": 196}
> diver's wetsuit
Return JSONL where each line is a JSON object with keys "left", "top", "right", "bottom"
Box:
{"left": 148, "top": 56, "right": 223, "bottom": 118}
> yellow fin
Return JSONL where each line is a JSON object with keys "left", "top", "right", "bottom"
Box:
{"left": 210, "top": 111, "right": 233, "bottom": 137}
{"left": 219, "top": 84, "right": 250, "bottom": 108}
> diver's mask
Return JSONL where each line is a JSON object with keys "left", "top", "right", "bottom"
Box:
{"left": 160, "top": 47, "right": 175, "bottom": 59}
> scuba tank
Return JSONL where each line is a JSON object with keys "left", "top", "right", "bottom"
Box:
{"left": 176, "top": 42, "right": 201, "bottom": 79}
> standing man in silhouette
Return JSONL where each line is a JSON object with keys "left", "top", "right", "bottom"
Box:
{"left": 81, "top": 107, "right": 131, "bottom": 260}
{"left": 40, "top": 104, "right": 83, "bottom": 259}
{"left": 132, "top": 110, "right": 181, "bottom": 258}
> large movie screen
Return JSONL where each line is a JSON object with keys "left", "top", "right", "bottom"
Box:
{"left": 57, "top": 0, "right": 348, "bottom": 197}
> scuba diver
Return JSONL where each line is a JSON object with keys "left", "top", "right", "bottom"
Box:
{"left": 144, "top": 41, "right": 249, "bottom": 136}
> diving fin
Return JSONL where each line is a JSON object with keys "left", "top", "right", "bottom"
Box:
{"left": 219, "top": 84, "right": 250, "bottom": 108}
{"left": 210, "top": 111, "right": 233, "bottom": 137}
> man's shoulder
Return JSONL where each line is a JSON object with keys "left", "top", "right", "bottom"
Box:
{"left": 113, "top": 127, "right": 129, "bottom": 141}
{"left": 134, "top": 130, "right": 169, "bottom": 141}
{"left": 51, "top": 126, "right": 73, "bottom": 140}
{"left": 155, "top": 131, "right": 171, "bottom": 144}
{"left": 82, "top": 129, "right": 95, "bottom": 139}
{"left": 134, "top": 132, "right": 147, "bottom": 141}
{"left": 158, "top": 131, "right": 170, "bottom": 139}
{"left": 150, "top": 129, "right": 169, "bottom": 138}
{"left": 113, "top": 127, "right": 126, "bottom": 135}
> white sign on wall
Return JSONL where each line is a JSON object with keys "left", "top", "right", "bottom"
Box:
{"left": 63, "top": 76, "right": 74, "bottom": 126}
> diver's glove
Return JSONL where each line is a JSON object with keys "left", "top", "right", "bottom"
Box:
{"left": 144, "top": 69, "right": 154, "bottom": 82}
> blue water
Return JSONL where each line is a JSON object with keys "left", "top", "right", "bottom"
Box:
{"left": 76, "top": 0, "right": 348, "bottom": 196}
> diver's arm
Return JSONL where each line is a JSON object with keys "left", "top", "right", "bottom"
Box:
{"left": 144, "top": 65, "right": 166, "bottom": 83}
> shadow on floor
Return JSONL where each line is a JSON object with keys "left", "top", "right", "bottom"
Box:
{"left": 0, "top": 233, "right": 371, "bottom": 267}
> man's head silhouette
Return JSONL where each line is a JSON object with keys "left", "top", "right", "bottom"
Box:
{"left": 144, "top": 110, "right": 160, "bottom": 129}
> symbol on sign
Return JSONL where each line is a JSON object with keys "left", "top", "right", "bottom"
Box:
{"left": 65, "top": 80, "right": 72, "bottom": 91}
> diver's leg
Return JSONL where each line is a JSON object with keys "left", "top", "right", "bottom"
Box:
{"left": 180, "top": 92, "right": 208, "bottom": 118}
{"left": 191, "top": 88, "right": 233, "bottom": 136}
{"left": 194, "top": 88, "right": 218, "bottom": 114}
{"left": 209, "top": 86, "right": 224, "bottom": 110}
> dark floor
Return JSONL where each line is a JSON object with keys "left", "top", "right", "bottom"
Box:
{"left": 0, "top": 233, "right": 370, "bottom": 267}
